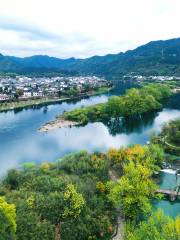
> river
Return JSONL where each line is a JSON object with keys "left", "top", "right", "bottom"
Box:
{"left": 0, "top": 81, "right": 179, "bottom": 217}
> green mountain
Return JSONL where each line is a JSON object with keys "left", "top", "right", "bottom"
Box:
{"left": 1, "top": 38, "right": 180, "bottom": 77}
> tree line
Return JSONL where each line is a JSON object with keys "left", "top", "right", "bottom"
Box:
{"left": 63, "top": 83, "right": 172, "bottom": 124}
{"left": 0, "top": 144, "right": 179, "bottom": 239}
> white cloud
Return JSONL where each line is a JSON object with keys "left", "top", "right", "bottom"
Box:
{"left": 0, "top": 0, "right": 180, "bottom": 57}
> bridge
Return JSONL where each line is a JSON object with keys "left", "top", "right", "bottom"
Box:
{"left": 156, "top": 188, "right": 180, "bottom": 201}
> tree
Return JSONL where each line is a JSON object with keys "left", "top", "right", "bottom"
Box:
{"left": 144, "top": 144, "right": 164, "bottom": 168}
{"left": 0, "top": 197, "right": 16, "bottom": 240}
{"left": 127, "top": 210, "right": 180, "bottom": 240}
{"left": 3, "top": 169, "right": 21, "bottom": 190}
{"left": 67, "top": 88, "right": 79, "bottom": 97}
{"left": 105, "top": 96, "right": 124, "bottom": 118}
{"left": 108, "top": 161, "right": 157, "bottom": 221}
{"left": 63, "top": 184, "right": 85, "bottom": 218}
{"left": 34, "top": 183, "right": 85, "bottom": 240}
{"left": 15, "top": 89, "right": 23, "bottom": 99}
{"left": 16, "top": 206, "right": 54, "bottom": 240}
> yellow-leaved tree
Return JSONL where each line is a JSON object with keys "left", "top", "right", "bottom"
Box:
{"left": 0, "top": 197, "right": 16, "bottom": 240}
{"left": 107, "top": 161, "right": 157, "bottom": 221}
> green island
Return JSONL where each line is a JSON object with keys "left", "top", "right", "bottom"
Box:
{"left": 63, "top": 84, "right": 172, "bottom": 125}
{"left": 0, "top": 86, "right": 112, "bottom": 112}
{"left": 0, "top": 143, "right": 180, "bottom": 240}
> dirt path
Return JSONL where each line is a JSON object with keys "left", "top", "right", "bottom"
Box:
{"left": 112, "top": 213, "right": 124, "bottom": 240}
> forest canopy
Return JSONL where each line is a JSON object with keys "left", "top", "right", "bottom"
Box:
{"left": 0, "top": 144, "right": 179, "bottom": 239}
{"left": 63, "top": 84, "right": 172, "bottom": 124}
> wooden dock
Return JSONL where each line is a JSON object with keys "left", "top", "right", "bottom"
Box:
{"left": 156, "top": 189, "right": 180, "bottom": 201}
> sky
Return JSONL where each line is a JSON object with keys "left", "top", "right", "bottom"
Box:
{"left": 0, "top": 0, "right": 180, "bottom": 58}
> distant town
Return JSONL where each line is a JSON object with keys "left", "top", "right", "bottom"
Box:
{"left": 123, "top": 74, "right": 180, "bottom": 82}
{"left": 123, "top": 75, "right": 180, "bottom": 93}
{"left": 0, "top": 74, "right": 180, "bottom": 103}
{"left": 0, "top": 76, "right": 110, "bottom": 102}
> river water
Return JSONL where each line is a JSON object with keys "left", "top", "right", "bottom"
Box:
{"left": 0, "top": 82, "right": 179, "bottom": 217}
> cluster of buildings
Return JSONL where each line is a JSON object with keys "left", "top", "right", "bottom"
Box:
{"left": 0, "top": 75, "right": 109, "bottom": 102}
{"left": 123, "top": 75, "right": 180, "bottom": 82}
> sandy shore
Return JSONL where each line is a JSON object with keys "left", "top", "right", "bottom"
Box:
{"left": 39, "top": 117, "right": 78, "bottom": 132}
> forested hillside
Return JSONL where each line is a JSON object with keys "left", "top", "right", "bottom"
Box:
{"left": 1, "top": 38, "right": 180, "bottom": 77}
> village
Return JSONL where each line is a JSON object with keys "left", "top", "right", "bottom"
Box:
{"left": 123, "top": 74, "right": 180, "bottom": 82}
{"left": 0, "top": 75, "right": 110, "bottom": 102}
{"left": 122, "top": 74, "right": 180, "bottom": 93}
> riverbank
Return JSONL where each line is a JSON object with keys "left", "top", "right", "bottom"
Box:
{"left": 39, "top": 117, "right": 78, "bottom": 132}
{"left": 0, "top": 86, "right": 112, "bottom": 112}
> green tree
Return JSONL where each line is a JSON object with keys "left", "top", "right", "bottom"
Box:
{"left": 34, "top": 183, "right": 85, "bottom": 240}
{"left": 67, "top": 88, "right": 79, "bottom": 97}
{"left": 127, "top": 210, "right": 180, "bottom": 240}
{"left": 16, "top": 206, "right": 54, "bottom": 240}
{"left": 15, "top": 89, "right": 23, "bottom": 99}
{"left": 105, "top": 96, "right": 124, "bottom": 118}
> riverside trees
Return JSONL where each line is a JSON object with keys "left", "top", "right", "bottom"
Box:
{"left": 126, "top": 210, "right": 180, "bottom": 240}
{"left": 152, "top": 118, "right": 180, "bottom": 155}
{"left": 162, "top": 119, "right": 180, "bottom": 146}
{"left": 107, "top": 144, "right": 164, "bottom": 222}
{"left": 64, "top": 84, "right": 172, "bottom": 124}
{"left": 107, "top": 161, "right": 157, "bottom": 222}
{"left": 0, "top": 144, "right": 178, "bottom": 239}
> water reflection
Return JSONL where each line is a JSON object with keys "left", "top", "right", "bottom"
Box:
{"left": 105, "top": 112, "right": 158, "bottom": 135}
{"left": 0, "top": 93, "right": 180, "bottom": 175}
{"left": 0, "top": 84, "right": 180, "bottom": 217}
{"left": 165, "top": 93, "right": 180, "bottom": 110}
{"left": 0, "top": 107, "right": 179, "bottom": 177}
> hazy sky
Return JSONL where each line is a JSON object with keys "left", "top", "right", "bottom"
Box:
{"left": 0, "top": 0, "right": 180, "bottom": 58}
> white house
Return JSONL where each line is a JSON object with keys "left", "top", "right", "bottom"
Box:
{"left": 0, "top": 94, "right": 9, "bottom": 101}
{"left": 23, "top": 91, "right": 32, "bottom": 98}
{"left": 32, "top": 92, "right": 43, "bottom": 97}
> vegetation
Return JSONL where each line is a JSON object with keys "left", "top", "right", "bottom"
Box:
{"left": 162, "top": 119, "right": 180, "bottom": 146}
{"left": 0, "top": 197, "right": 16, "bottom": 239}
{"left": 108, "top": 161, "right": 157, "bottom": 222}
{"left": 0, "top": 98, "right": 60, "bottom": 112}
{"left": 0, "top": 144, "right": 177, "bottom": 239}
{"left": 1, "top": 38, "right": 180, "bottom": 77}
{"left": 126, "top": 210, "right": 180, "bottom": 240}
{"left": 159, "top": 79, "right": 180, "bottom": 89}
{"left": 152, "top": 119, "right": 180, "bottom": 155}
{"left": 63, "top": 84, "right": 172, "bottom": 124}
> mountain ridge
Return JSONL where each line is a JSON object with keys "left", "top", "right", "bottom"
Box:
{"left": 1, "top": 38, "right": 180, "bottom": 77}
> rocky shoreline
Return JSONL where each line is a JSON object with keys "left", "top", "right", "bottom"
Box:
{"left": 39, "top": 117, "right": 79, "bottom": 132}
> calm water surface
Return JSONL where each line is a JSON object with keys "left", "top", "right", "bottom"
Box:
{"left": 0, "top": 82, "right": 179, "bottom": 217}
